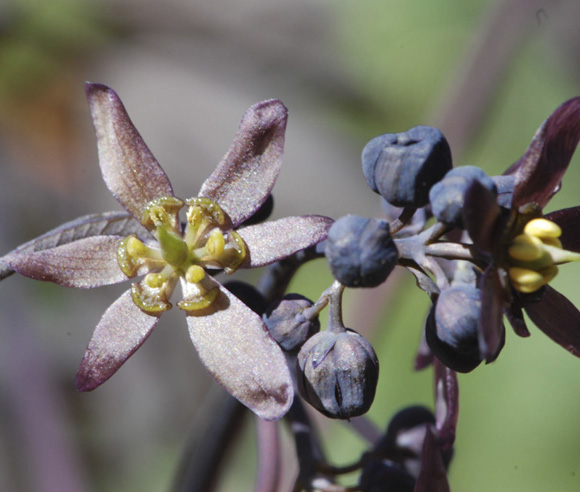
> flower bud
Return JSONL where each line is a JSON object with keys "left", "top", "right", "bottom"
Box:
{"left": 297, "top": 330, "right": 379, "bottom": 419}
{"left": 429, "top": 165, "right": 497, "bottom": 228}
{"left": 358, "top": 461, "right": 415, "bottom": 492}
{"left": 362, "top": 126, "right": 452, "bottom": 207}
{"left": 263, "top": 294, "right": 320, "bottom": 353}
{"left": 325, "top": 215, "right": 398, "bottom": 288}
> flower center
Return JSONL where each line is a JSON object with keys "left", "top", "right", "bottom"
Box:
{"left": 506, "top": 218, "right": 580, "bottom": 293}
{"left": 117, "top": 196, "right": 246, "bottom": 314}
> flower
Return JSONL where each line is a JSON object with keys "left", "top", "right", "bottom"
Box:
{"left": 4, "top": 83, "right": 333, "bottom": 420}
{"left": 462, "top": 97, "right": 580, "bottom": 362}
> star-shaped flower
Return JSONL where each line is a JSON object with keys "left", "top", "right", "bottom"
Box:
{"left": 462, "top": 97, "right": 580, "bottom": 362}
{"left": 3, "top": 83, "right": 333, "bottom": 420}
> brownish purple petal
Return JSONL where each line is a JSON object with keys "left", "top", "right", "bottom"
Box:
{"left": 86, "top": 83, "right": 174, "bottom": 220}
{"left": 511, "top": 97, "right": 580, "bottom": 209}
{"left": 478, "top": 266, "right": 505, "bottom": 361}
{"left": 434, "top": 359, "right": 458, "bottom": 450}
{"left": 237, "top": 215, "right": 333, "bottom": 267}
{"left": 413, "top": 427, "right": 450, "bottom": 492}
{"left": 545, "top": 206, "right": 580, "bottom": 252}
{"left": 76, "top": 290, "right": 161, "bottom": 391}
{"left": 505, "top": 300, "right": 530, "bottom": 338}
{"left": 198, "top": 99, "right": 288, "bottom": 227}
{"left": 183, "top": 279, "right": 293, "bottom": 420}
{"left": 463, "top": 180, "right": 501, "bottom": 255}
{"left": 522, "top": 285, "right": 580, "bottom": 358}
{"left": 5, "top": 236, "right": 128, "bottom": 288}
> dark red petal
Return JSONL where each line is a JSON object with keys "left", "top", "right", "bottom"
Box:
{"left": 511, "top": 97, "right": 580, "bottom": 209}
{"left": 478, "top": 266, "right": 505, "bottom": 362}
{"left": 545, "top": 206, "right": 580, "bottom": 253}
{"left": 413, "top": 427, "right": 450, "bottom": 492}
{"left": 505, "top": 301, "right": 530, "bottom": 338}
{"left": 86, "top": 83, "right": 174, "bottom": 220}
{"left": 463, "top": 180, "right": 501, "bottom": 254}
{"left": 522, "top": 285, "right": 580, "bottom": 358}
{"left": 434, "top": 359, "right": 458, "bottom": 450}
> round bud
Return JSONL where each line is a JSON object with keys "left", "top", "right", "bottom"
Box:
{"left": 362, "top": 126, "right": 452, "bottom": 207}
{"left": 222, "top": 281, "right": 268, "bottom": 315}
{"left": 263, "top": 294, "right": 320, "bottom": 353}
{"left": 425, "top": 284, "right": 483, "bottom": 373}
{"left": 325, "top": 215, "right": 399, "bottom": 288}
{"left": 429, "top": 165, "right": 497, "bottom": 228}
{"left": 297, "top": 330, "right": 379, "bottom": 419}
{"left": 359, "top": 461, "right": 415, "bottom": 492}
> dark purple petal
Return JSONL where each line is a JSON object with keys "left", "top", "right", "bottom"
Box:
{"left": 505, "top": 301, "right": 530, "bottom": 338}
{"left": 237, "top": 215, "right": 333, "bottom": 268}
{"left": 5, "top": 236, "right": 128, "bottom": 288}
{"left": 76, "top": 290, "right": 161, "bottom": 391}
{"left": 183, "top": 279, "right": 293, "bottom": 420}
{"left": 86, "top": 83, "right": 174, "bottom": 220}
{"left": 415, "top": 318, "right": 434, "bottom": 370}
{"left": 413, "top": 427, "right": 450, "bottom": 492}
{"left": 463, "top": 180, "right": 501, "bottom": 255}
{"left": 434, "top": 359, "right": 458, "bottom": 450}
{"left": 545, "top": 206, "right": 580, "bottom": 253}
{"left": 1, "top": 211, "right": 148, "bottom": 280}
{"left": 511, "top": 97, "right": 580, "bottom": 209}
{"left": 478, "top": 266, "right": 505, "bottom": 361}
{"left": 522, "top": 285, "right": 580, "bottom": 358}
{"left": 198, "top": 99, "right": 288, "bottom": 227}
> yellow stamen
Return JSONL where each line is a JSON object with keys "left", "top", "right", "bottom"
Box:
{"left": 524, "top": 218, "right": 562, "bottom": 239}
{"left": 185, "top": 265, "right": 206, "bottom": 284}
{"left": 508, "top": 234, "right": 544, "bottom": 261}
{"left": 508, "top": 267, "right": 545, "bottom": 294}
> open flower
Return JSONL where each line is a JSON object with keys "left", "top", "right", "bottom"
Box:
{"left": 463, "top": 97, "right": 580, "bottom": 362}
{"left": 4, "top": 83, "right": 333, "bottom": 420}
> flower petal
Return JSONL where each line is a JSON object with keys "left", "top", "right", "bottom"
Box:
{"left": 198, "top": 99, "right": 288, "bottom": 227}
{"left": 463, "top": 180, "right": 502, "bottom": 255}
{"left": 522, "top": 285, "right": 580, "bottom": 358}
{"left": 237, "top": 215, "right": 333, "bottom": 267}
{"left": 86, "top": 83, "right": 174, "bottom": 220}
{"left": 5, "top": 236, "right": 128, "bottom": 288}
{"left": 510, "top": 97, "right": 580, "bottom": 209}
{"left": 545, "top": 206, "right": 580, "bottom": 253}
{"left": 505, "top": 300, "right": 530, "bottom": 337}
{"left": 1, "top": 211, "right": 148, "bottom": 281}
{"left": 413, "top": 426, "right": 451, "bottom": 492}
{"left": 76, "top": 290, "right": 161, "bottom": 391}
{"left": 434, "top": 359, "right": 458, "bottom": 450}
{"left": 478, "top": 266, "right": 505, "bottom": 362}
{"left": 183, "top": 279, "right": 293, "bottom": 420}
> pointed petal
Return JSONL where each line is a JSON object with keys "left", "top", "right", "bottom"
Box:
{"left": 1, "top": 211, "right": 148, "bottom": 281}
{"left": 545, "top": 206, "right": 580, "bottom": 253}
{"left": 413, "top": 427, "right": 450, "bottom": 492}
{"left": 522, "top": 285, "right": 580, "bottom": 358}
{"left": 76, "top": 290, "right": 161, "bottom": 391}
{"left": 198, "top": 100, "right": 288, "bottom": 227}
{"left": 237, "top": 215, "right": 333, "bottom": 268}
{"left": 511, "top": 97, "right": 580, "bottom": 208}
{"left": 505, "top": 301, "right": 530, "bottom": 337}
{"left": 5, "top": 236, "right": 128, "bottom": 288}
{"left": 86, "top": 83, "right": 174, "bottom": 220}
{"left": 183, "top": 279, "right": 293, "bottom": 420}
{"left": 463, "top": 181, "right": 501, "bottom": 255}
{"left": 478, "top": 266, "right": 505, "bottom": 361}
{"left": 434, "top": 359, "right": 458, "bottom": 450}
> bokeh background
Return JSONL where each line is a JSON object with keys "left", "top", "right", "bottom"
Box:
{"left": 1, "top": 0, "right": 580, "bottom": 490}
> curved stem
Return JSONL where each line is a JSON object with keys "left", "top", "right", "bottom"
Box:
{"left": 254, "top": 417, "right": 281, "bottom": 492}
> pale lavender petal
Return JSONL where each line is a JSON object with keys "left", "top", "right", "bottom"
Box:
{"left": 198, "top": 99, "right": 288, "bottom": 227}
{"left": 183, "top": 279, "right": 293, "bottom": 420}
{"left": 5, "top": 236, "right": 128, "bottom": 288}
{"left": 86, "top": 83, "right": 174, "bottom": 220}
{"left": 237, "top": 215, "right": 333, "bottom": 268}
{"left": 1, "top": 211, "right": 149, "bottom": 280}
{"left": 76, "top": 290, "right": 161, "bottom": 391}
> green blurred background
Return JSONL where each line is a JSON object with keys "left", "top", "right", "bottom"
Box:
{"left": 1, "top": 0, "right": 579, "bottom": 490}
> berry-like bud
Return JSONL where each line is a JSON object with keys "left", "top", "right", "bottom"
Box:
{"left": 263, "top": 294, "right": 320, "bottom": 352}
{"left": 362, "top": 126, "right": 452, "bottom": 207}
{"left": 325, "top": 215, "right": 399, "bottom": 288}
{"left": 296, "top": 330, "right": 379, "bottom": 419}
{"left": 359, "top": 461, "right": 415, "bottom": 492}
{"left": 429, "top": 165, "right": 497, "bottom": 228}
{"left": 425, "top": 284, "right": 485, "bottom": 373}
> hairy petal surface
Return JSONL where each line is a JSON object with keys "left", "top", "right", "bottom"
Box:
{"left": 237, "top": 215, "right": 333, "bottom": 267}
{"left": 198, "top": 99, "right": 288, "bottom": 227}
{"left": 511, "top": 97, "right": 580, "bottom": 209}
{"left": 463, "top": 181, "right": 501, "bottom": 255}
{"left": 545, "top": 206, "right": 580, "bottom": 252}
{"left": 522, "top": 285, "right": 580, "bottom": 358}
{"left": 76, "top": 290, "right": 161, "bottom": 391}
{"left": 0, "top": 211, "right": 147, "bottom": 280}
{"left": 5, "top": 236, "right": 128, "bottom": 288}
{"left": 86, "top": 83, "right": 174, "bottom": 219}
{"left": 184, "top": 279, "right": 293, "bottom": 420}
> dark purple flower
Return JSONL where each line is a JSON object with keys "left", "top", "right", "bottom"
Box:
{"left": 3, "top": 83, "right": 333, "bottom": 420}
{"left": 463, "top": 97, "right": 580, "bottom": 362}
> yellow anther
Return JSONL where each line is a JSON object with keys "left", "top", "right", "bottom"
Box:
{"left": 540, "top": 237, "right": 562, "bottom": 248}
{"left": 223, "top": 231, "right": 247, "bottom": 274}
{"left": 144, "top": 273, "right": 166, "bottom": 289}
{"left": 178, "top": 287, "right": 219, "bottom": 311}
{"left": 141, "top": 196, "right": 184, "bottom": 231}
{"left": 206, "top": 229, "right": 225, "bottom": 257}
{"left": 508, "top": 267, "right": 545, "bottom": 294}
{"left": 524, "top": 218, "right": 562, "bottom": 239}
{"left": 540, "top": 265, "right": 559, "bottom": 284}
{"left": 131, "top": 282, "right": 172, "bottom": 313}
{"left": 185, "top": 197, "right": 225, "bottom": 226}
{"left": 508, "top": 234, "right": 544, "bottom": 262}
{"left": 185, "top": 265, "right": 206, "bottom": 284}
{"left": 126, "top": 236, "right": 149, "bottom": 258}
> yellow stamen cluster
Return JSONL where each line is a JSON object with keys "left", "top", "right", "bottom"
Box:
{"left": 117, "top": 196, "right": 247, "bottom": 314}
{"left": 507, "top": 218, "right": 580, "bottom": 293}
